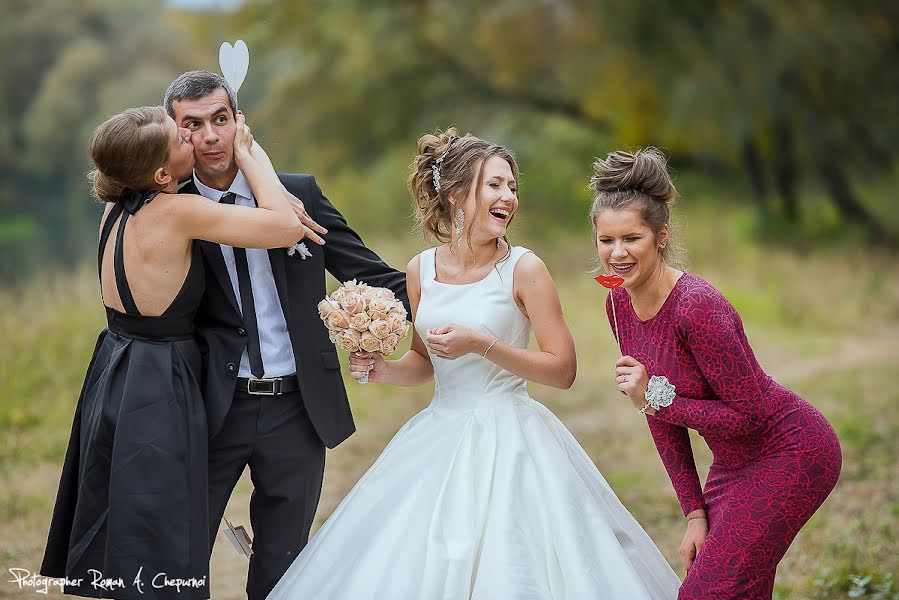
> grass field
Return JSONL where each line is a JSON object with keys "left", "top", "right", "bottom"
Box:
{"left": 1, "top": 186, "right": 898, "bottom": 599}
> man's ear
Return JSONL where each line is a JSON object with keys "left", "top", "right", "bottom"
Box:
{"left": 153, "top": 167, "right": 173, "bottom": 188}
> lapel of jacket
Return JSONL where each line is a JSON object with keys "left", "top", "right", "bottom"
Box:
{"left": 268, "top": 246, "right": 291, "bottom": 317}
{"left": 182, "top": 178, "right": 242, "bottom": 315}
{"left": 201, "top": 241, "right": 241, "bottom": 315}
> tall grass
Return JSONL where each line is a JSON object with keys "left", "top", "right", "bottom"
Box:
{"left": 1, "top": 179, "right": 897, "bottom": 598}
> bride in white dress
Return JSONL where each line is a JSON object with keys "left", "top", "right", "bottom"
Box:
{"left": 267, "top": 129, "right": 680, "bottom": 599}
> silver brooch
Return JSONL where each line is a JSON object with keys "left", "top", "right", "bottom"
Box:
{"left": 644, "top": 375, "right": 676, "bottom": 410}
{"left": 287, "top": 241, "right": 312, "bottom": 260}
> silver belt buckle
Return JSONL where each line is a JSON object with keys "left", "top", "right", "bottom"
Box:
{"left": 247, "top": 377, "right": 279, "bottom": 395}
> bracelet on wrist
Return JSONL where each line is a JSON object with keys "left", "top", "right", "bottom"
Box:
{"left": 686, "top": 515, "right": 707, "bottom": 522}
{"left": 483, "top": 338, "right": 498, "bottom": 357}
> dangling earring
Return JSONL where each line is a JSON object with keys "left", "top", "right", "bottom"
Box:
{"left": 453, "top": 208, "right": 464, "bottom": 246}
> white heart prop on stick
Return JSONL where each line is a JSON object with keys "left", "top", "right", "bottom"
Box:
{"left": 219, "top": 40, "right": 249, "bottom": 94}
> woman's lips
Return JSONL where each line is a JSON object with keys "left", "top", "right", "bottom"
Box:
{"left": 611, "top": 263, "right": 635, "bottom": 274}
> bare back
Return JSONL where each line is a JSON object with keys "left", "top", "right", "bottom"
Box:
{"left": 99, "top": 194, "right": 194, "bottom": 317}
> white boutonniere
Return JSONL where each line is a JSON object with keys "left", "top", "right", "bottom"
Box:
{"left": 287, "top": 241, "right": 313, "bottom": 260}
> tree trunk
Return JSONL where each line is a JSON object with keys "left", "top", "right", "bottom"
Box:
{"left": 818, "top": 160, "right": 891, "bottom": 245}
{"left": 773, "top": 119, "right": 799, "bottom": 223}
{"left": 741, "top": 138, "right": 770, "bottom": 218}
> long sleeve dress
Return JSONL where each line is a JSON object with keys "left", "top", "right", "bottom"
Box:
{"left": 607, "top": 272, "right": 841, "bottom": 600}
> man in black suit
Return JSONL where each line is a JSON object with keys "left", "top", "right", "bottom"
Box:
{"left": 164, "top": 70, "right": 408, "bottom": 600}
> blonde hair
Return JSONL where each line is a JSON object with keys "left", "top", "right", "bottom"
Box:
{"left": 409, "top": 127, "right": 520, "bottom": 253}
{"left": 88, "top": 106, "right": 170, "bottom": 203}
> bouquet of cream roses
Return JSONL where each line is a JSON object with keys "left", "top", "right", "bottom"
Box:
{"left": 318, "top": 280, "right": 410, "bottom": 383}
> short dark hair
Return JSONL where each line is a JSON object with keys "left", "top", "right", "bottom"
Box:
{"left": 163, "top": 70, "right": 238, "bottom": 118}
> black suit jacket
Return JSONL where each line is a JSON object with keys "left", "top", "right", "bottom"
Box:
{"left": 184, "top": 173, "right": 409, "bottom": 448}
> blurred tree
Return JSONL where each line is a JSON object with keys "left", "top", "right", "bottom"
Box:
{"left": 234, "top": 0, "right": 897, "bottom": 242}
{"left": 2, "top": 0, "right": 896, "bottom": 285}
{"left": 0, "top": 0, "right": 197, "bottom": 278}
{"left": 233, "top": 1, "right": 610, "bottom": 169}
{"left": 606, "top": 0, "right": 898, "bottom": 241}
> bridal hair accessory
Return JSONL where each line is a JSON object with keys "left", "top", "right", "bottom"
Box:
{"left": 318, "top": 280, "right": 410, "bottom": 384}
{"left": 432, "top": 139, "right": 455, "bottom": 193}
{"left": 219, "top": 40, "right": 250, "bottom": 96}
{"left": 639, "top": 375, "right": 676, "bottom": 415}
{"left": 594, "top": 274, "right": 625, "bottom": 355}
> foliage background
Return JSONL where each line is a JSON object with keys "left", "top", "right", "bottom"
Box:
{"left": 1, "top": 1, "right": 897, "bottom": 598}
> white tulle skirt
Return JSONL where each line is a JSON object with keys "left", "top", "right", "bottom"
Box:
{"left": 267, "top": 392, "right": 680, "bottom": 599}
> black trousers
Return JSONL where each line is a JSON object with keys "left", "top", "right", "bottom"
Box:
{"left": 207, "top": 388, "right": 325, "bottom": 600}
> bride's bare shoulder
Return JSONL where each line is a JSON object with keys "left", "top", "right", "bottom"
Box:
{"left": 512, "top": 249, "right": 549, "bottom": 278}
{"left": 406, "top": 253, "right": 422, "bottom": 275}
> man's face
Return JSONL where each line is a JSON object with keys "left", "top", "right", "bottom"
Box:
{"left": 171, "top": 87, "right": 237, "bottom": 189}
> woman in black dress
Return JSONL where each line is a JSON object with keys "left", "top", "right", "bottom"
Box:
{"left": 40, "top": 106, "right": 312, "bottom": 599}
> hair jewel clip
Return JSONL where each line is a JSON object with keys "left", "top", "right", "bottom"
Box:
{"left": 432, "top": 139, "right": 455, "bottom": 193}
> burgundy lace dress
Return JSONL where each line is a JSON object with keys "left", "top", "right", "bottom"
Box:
{"left": 606, "top": 273, "right": 841, "bottom": 599}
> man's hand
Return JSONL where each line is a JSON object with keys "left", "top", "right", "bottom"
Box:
{"left": 282, "top": 187, "right": 327, "bottom": 245}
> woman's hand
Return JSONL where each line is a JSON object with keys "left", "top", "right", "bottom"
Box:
{"left": 280, "top": 187, "right": 328, "bottom": 246}
{"left": 232, "top": 111, "right": 253, "bottom": 158}
{"left": 615, "top": 355, "right": 650, "bottom": 410}
{"left": 425, "top": 325, "right": 492, "bottom": 360}
{"left": 679, "top": 513, "right": 708, "bottom": 572}
{"left": 349, "top": 351, "right": 388, "bottom": 383}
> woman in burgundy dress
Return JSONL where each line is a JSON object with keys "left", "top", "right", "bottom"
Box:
{"left": 589, "top": 148, "right": 841, "bottom": 599}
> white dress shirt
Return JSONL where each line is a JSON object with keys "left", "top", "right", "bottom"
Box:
{"left": 194, "top": 170, "right": 297, "bottom": 378}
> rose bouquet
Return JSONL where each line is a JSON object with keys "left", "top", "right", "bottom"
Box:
{"left": 318, "top": 280, "right": 410, "bottom": 383}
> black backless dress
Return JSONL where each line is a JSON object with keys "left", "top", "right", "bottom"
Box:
{"left": 41, "top": 191, "right": 209, "bottom": 599}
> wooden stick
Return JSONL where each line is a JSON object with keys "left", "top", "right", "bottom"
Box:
{"left": 610, "top": 292, "right": 622, "bottom": 356}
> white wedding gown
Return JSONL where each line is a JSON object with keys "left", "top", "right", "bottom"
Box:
{"left": 267, "top": 247, "right": 680, "bottom": 599}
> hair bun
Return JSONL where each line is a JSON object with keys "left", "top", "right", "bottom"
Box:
{"left": 88, "top": 169, "right": 126, "bottom": 203}
{"left": 591, "top": 147, "right": 676, "bottom": 204}
{"left": 417, "top": 127, "right": 459, "bottom": 162}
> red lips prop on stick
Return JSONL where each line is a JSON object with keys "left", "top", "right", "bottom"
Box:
{"left": 595, "top": 274, "right": 625, "bottom": 355}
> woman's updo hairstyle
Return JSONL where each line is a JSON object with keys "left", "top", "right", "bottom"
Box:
{"left": 88, "top": 106, "right": 171, "bottom": 203}
{"left": 409, "top": 127, "right": 519, "bottom": 250}
{"left": 589, "top": 147, "right": 681, "bottom": 264}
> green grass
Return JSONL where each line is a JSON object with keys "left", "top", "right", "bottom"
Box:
{"left": 1, "top": 185, "right": 897, "bottom": 598}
